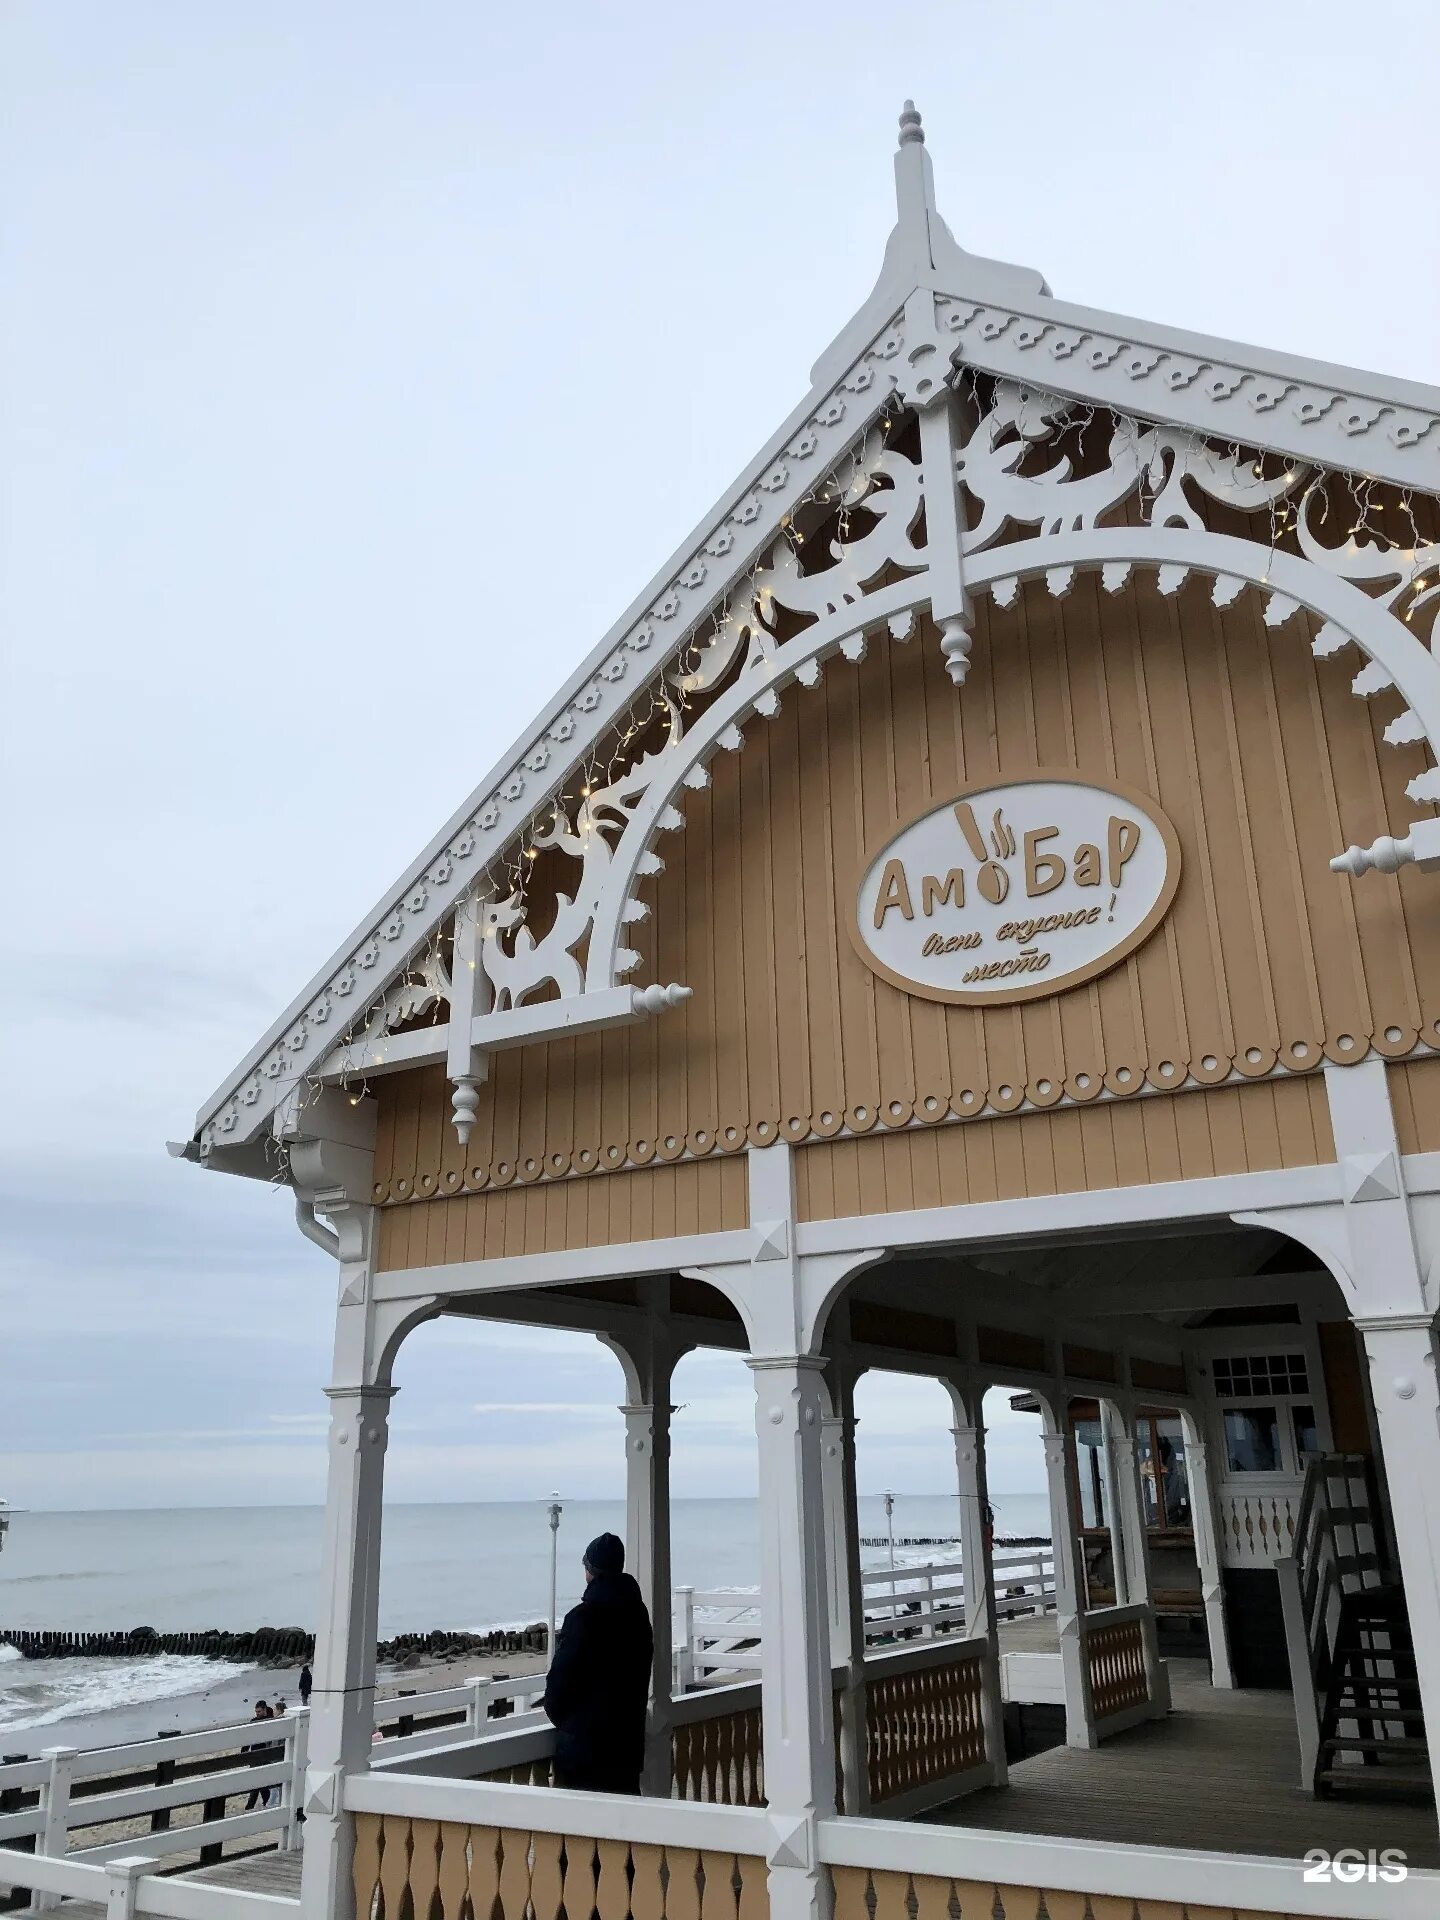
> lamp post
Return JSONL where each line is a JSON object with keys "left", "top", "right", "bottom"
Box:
{"left": 546, "top": 1493, "right": 563, "bottom": 1663}
{"left": 883, "top": 1489, "right": 896, "bottom": 1620}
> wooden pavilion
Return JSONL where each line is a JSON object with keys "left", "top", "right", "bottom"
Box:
{"left": 176, "top": 102, "right": 1440, "bottom": 1920}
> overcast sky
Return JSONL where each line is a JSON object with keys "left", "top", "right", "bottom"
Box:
{"left": 3, "top": 2, "right": 1436, "bottom": 1513}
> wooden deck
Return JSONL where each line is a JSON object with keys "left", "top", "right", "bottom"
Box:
{"left": 936, "top": 1655, "right": 1440, "bottom": 1866}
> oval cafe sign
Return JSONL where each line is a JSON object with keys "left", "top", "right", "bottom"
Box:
{"left": 852, "top": 773, "right": 1182, "bottom": 1006}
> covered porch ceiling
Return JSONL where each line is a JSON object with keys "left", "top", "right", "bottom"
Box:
{"left": 437, "top": 1219, "right": 1344, "bottom": 1373}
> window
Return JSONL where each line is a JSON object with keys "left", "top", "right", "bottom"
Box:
{"left": 1138, "top": 1415, "right": 1192, "bottom": 1529}
{"left": 1072, "top": 1414, "right": 1107, "bottom": 1530}
{"left": 1210, "top": 1347, "right": 1322, "bottom": 1475}
{"left": 1212, "top": 1353, "right": 1308, "bottom": 1398}
{"left": 1292, "top": 1403, "right": 1320, "bottom": 1459}
{"left": 1223, "top": 1405, "right": 1283, "bottom": 1474}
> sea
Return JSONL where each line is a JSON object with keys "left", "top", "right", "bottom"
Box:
{"left": 0, "top": 1494, "right": 1052, "bottom": 1739}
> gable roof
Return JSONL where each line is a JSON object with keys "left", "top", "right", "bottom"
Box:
{"left": 187, "top": 104, "right": 1440, "bottom": 1172}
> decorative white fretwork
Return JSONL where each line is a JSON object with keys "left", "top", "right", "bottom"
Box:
{"left": 473, "top": 429, "right": 926, "bottom": 1015}
{"left": 351, "top": 946, "right": 452, "bottom": 1049}
{"left": 950, "top": 377, "right": 1440, "bottom": 806}
{"left": 196, "top": 169, "right": 1440, "bottom": 1158}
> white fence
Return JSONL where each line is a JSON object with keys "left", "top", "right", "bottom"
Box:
{"left": 0, "top": 1672, "right": 545, "bottom": 1905}
{"left": 675, "top": 1547, "right": 1054, "bottom": 1684}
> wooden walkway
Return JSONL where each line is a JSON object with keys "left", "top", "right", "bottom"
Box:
{"left": 937, "top": 1657, "right": 1440, "bottom": 1866}
{"left": 16, "top": 1849, "right": 300, "bottom": 1920}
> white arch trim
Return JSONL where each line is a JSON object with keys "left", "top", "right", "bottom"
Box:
{"left": 588, "top": 526, "right": 1440, "bottom": 992}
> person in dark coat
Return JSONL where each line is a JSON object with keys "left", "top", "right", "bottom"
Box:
{"left": 243, "top": 1701, "right": 273, "bottom": 1810}
{"left": 543, "top": 1532, "right": 653, "bottom": 1793}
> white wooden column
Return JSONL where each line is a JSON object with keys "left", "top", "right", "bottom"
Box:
{"left": 1179, "top": 1412, "right": 1235, "bottom": 1688}
{"left": 1355, "top": 1314, "right": 1440, "bottom": 1788}
{"left": 298, "top": 1211, "right": 390, "bottom": 1920}
{"left": 704, "top": 1143, "right": 881, "bottom": 1920}
{"left": 603, "top": 1301, "right": 677, "bottom": 1796}
{"left": 749, "top": 1352, "right": 836, "bottom": 1920}
{"left": 1098, "top": 1400, "right": 1129, "bottom": 1607}
{"left": 822, "top": 1341, "right": 868, "bottom": 1813}
{"left": 1106, "top": 1401, "right": 1170, "bottom": 1717}
{"left": 1040, "top": 1403, "right": 1096, "bottom": 1749}
{"left": 1320, "top": 1058, "right": 1440, "bottom": 1815}
{"left": 621, "top": 1387, "right": 675, "bottom": 1794}
{"left": 947, "top": 1381, "right": 1007, "bottom": 1786}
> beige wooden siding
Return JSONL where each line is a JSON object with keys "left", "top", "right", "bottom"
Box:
{"left": 791, "top": 1075, "right": 1334, "bottom": 1222}
{"left": 1388, "top": 1057, "right": 1440, "bottom": 1155}
{"left": 376, "top": 1156, "right": 748, "bottom": 1272}
{"left": 375, "top": 570, "right": 1435, "bottom": 1208}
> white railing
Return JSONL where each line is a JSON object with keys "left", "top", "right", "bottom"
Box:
{"left": 0, "top": 1715, "right": 307, "bottom": 1897}
{"left": 818, "top": 1806, "right": 1439, "bottom": 1920}
{"left": 675, "top": 1548, "right": 1054, "bottom": 1682}
{"left": 369, "top": 1673, "right": 547, "bottom": 1762}
{"left": 0, "top": 1844, "right": 297, "bottom": 1920}
{"left": 0, "top": 1671, "right": 545, "bottom": 1897}
{"left": 861, "top": 1635, "right": 999, "bottom": 1815}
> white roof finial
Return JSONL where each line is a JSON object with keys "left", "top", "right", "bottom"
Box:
{"left": 809, "top": 97, "right": 1050, "bottom": 388}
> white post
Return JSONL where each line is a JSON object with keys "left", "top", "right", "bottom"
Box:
{"left": 1098, "top": 1400, "right": 1129, "bottom": 1607}
{"left": 622, "top": 1388, "right": 675, "bottom": 1796}
{"left": 104, "top": 1857, "right": 156, "bottom": 1920}
{"left": 820, "top": 1413, "right": 848, "bottom": 1657}
{"left": 604, "top": 1302, "right": 677, "bottom": 1797}
{"left": 1277, "top": 1552, "right": 1322, "bottom": 1785}
{"left": 284, "top": 1707, "right": 310, "bottom": 1851}
{"left": 1107, "top": 1405, "right": 1170, "bottom": 1717}
{"left": 33, "top": 1746, "right": 75, "bottom": 1912}
{"left": 281, "top": 1098, "right": 392, "bottom": 1920}
{"left": 1179, "top": 1416, "right": 1235, "bottom": 1689}
{"left": 1040, "top": 1411, "right": 1096, "bottom": 1749}
{"left": 750, "top": 1353, "right": 836, "bottom": 1920}
{"left": 1355, "top": 1314, "right": 1440, "bottom": 1800}
{"left": 674, "top": 1587, "right": 696, "bottom": 1692}
{"left": 465, "top": 1673, "right": 489, "bottom": 1737}
{"left": 1312, "top": 1056, "right": 1440, "bottom": 1818}
{"left": 300, "top": 1376, "right": 392, "bottom": 1920}
{"left": 824, "top": 1346, "right": 868, "bottom": 1814}
{"left": 950, "top": 1391, "right": 1008, "bottom": 1787}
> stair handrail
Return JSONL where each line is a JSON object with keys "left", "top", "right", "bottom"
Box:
{"left": 1277, "top": 1452, "right": 1383, "bottom": 1791}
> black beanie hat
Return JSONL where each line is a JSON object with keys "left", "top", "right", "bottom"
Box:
{"left": 583, "top": 1532, "right": 624, "bottom": 1576}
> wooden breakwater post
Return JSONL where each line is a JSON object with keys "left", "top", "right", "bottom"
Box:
{"left": 0, "top": 1621, "right": 551, "bottom": 1663}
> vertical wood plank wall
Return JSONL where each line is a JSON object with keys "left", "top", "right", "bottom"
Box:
{"left": 1387, "top": 1057, "right": 1440, "bottom": 1155}
{"left": 790, "top": 1077, "right": 1335, "bottom": 1223}
{"left": 372, "top": 574, "right": 1439, "bottom": 1218}
{"left": 376, "top": 1157, "right": 748, "bottom": 1271}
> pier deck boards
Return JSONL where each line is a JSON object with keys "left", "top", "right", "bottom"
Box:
{"left": 937, "top": 1655, "right": 1440, "bottom": 1866}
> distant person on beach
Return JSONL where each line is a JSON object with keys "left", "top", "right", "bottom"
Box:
{"left": 299, "top": 1665, "right": 313, "bottom": 1707}
{"left": 543, "top": 1532, "right": 653, "bottom": 1795}
{"left": 264, "top": 1701, "right": 287, "bottom": 1807}
{"left": 244, "top": 1701, "right": 273, "bottom": 1811}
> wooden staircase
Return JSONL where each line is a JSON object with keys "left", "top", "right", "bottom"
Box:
{"left": 1277, "top": 1453, "right": 1431, "bottom": 1801}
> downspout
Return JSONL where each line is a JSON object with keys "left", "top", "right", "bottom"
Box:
{"left": 295, "top": 1195, "right": 340, "bottom": 1258}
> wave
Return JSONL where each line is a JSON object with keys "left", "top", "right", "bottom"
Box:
{"left": 0, "top": 1643, "right": 21, "bottom": 1664}
{"left": 0, "top": 1654, "right": 255, "bottom": 1733}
